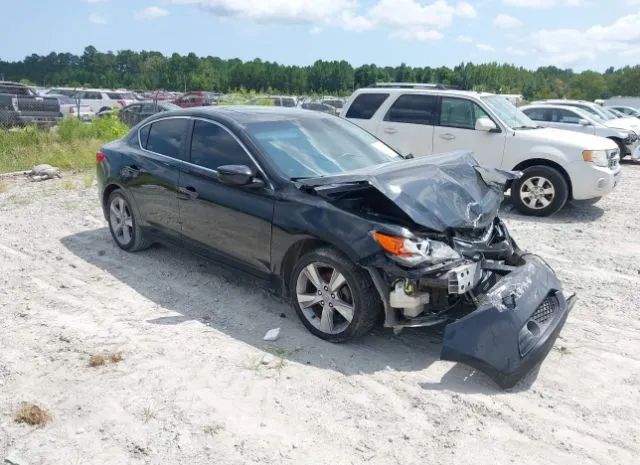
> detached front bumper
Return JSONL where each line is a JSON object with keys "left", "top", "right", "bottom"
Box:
{"left": 440, "top": 254, "right": 575, "bottom": 388}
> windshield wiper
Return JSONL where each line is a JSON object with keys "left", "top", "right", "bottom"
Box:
{"left": 512, "top": 125, "right": 539, "bottom": 130}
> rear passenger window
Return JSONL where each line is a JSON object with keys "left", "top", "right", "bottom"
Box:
{"left": 523, "top": 108, "right": 549, "bottom": 121}
{"left": 440, "top": 97, "right": 490, "bottom": 130}
{"left": 145, "top": 118, "right": 188, "bottom": 158}
{"left": 385, "top": 94, "right": 438, "bottom": 125}
{"left": 107, "top": 92, "right": 122, "bottom": 99}
{"left": 345, "top": 93, "right": 389, "bottom": 119}
{"left": 139, "top": 125, "right": 151, "bottom": 147}
{"left": 82, "top": 92, "right": 102, "bottom": 100}
{"left": 190, "top": 120, "right": 253, "bottom": 171}
{"left": 555, "top": 109, "right": 581, "bottom": 124}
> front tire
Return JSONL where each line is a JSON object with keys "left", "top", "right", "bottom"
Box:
{"left": 290, "top": 247, "right": 382, "bottom": 342}
{"left": 512, "top": 166, "right": 568, "bottom": 216}
{"left": 107, "top": 189, "right": 151, "bottom": 252}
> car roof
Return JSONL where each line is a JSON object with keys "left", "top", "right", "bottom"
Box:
{"left": 353, "top": 87, "right": 490, "bottom": 99}
{"left": 152, "top": 105, "right": 334, "bottom": 125}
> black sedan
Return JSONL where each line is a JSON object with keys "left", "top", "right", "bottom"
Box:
{"left": 96, "top": 107, "right": 575, "bottom": 388}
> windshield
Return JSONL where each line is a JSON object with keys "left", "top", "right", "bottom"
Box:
{"left": 600, "top": 107, "right": 623, "bottom": 120}
{"left": 482, "top": 95, "right": 537, "bottom": 129}
{"left": 245, "top": 115, "right": 402, "bottom": 179}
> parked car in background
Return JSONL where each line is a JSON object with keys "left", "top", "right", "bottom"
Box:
{"left": 342, "top": 86, "right": 621, "bottom": 216}
{"left": 521, "top": 104, "right": 640, "bottom": 160}
{"left": 267, "top": 96, "right": 297, "bottom": 107}
{"left": 45, "top": 88, "right": 79, "bottom": 98}
{"left": 173, "top": 91, "right": 219, "bottom": 108}
{"left": 48, "top": 94, "right": 94, "bottom": 121}
{"left": 118, "top": 101, "right": 181, "bottom": 127}
{"left": 320, "top": 97, "right": 345, "bottom": 112}
{"left": 96, "top": 106, "right": 576, "bottom": 389}
{"left": 75, "top": 89, "right": 135, "bottom": 113}
{"left": 300, "top": 101, "right": 338, "bottom": 115}
{"left": 532, "top": 99, "right": 640, "bottom": 159}
{"left": 607, "top": 105, "right": 640, "bottom": 118}
{"left": 0, "top": 81, "right": 61, "bottom": 127}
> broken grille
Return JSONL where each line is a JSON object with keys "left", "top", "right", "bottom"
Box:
{"left": 531, "top": 295, "right": 558, "bottom": 325}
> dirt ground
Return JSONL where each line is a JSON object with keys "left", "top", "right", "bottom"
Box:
{"left": 1, "top": 165, "right": 639, "bottom": 465}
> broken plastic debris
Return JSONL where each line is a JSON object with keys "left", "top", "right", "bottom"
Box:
{"left": 263, "top": 328, "right": 280, "bottom": 341}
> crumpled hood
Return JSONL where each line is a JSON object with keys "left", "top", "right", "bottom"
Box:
{"left": 297, "top": 151, "right": 518, "bottom": 232}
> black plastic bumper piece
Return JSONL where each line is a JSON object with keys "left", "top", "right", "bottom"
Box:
{"left": 440, "top": 254, "right": 575, "bottom": 389}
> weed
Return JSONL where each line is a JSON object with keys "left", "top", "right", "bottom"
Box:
{"left": 203, "top": 423, "right": 225, "bottom": 435}
{"left": 83, "top": 174, "right": 94, "bottom": 188}
{"left": 62, "top": 179, "right": 76, "bottom": 190}
{"left": 553, "top": 345, "right": 571, "bottom": 356}
{"left": 0, "top": 181, "right": 7, "bottom": 193}
{"left": 15, "top": 404, "right": 50, "bottom": 427}
{"left": 142, "top": 405, "right": 156, "bottom": 423}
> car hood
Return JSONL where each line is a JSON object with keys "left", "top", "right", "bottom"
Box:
{"left": 296, "top": 151, "right": 518, "bottom": 233}
{"left": 604, "top": 118, "right": 640, "bottom": 134}
{"left": 516, "top": 127, "right": 618, "bottom": 150}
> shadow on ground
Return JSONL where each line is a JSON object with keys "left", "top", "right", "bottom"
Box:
{"left": 500, "top": 196, "right": 605, "bottom": 223}
{"left": 61, "top": 228, "right": 539, "bottom": 394}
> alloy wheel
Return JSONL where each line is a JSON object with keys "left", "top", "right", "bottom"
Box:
{"left": 519, "top": 176, "right": 555, "bottom": 210}
{"left": 295, "top": 262, "right": 354, "bottom": 334}
{"left": 109, "top": 196, "right": 134, "bottom": 246}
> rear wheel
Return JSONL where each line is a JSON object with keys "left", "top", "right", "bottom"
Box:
{"left": 107, "top": 189, "right": 151, "bottom": 252}
{"left": 611, "top": 138, "right": 627, "bottom": 160}
{"left": 512, "top": 166, "right": 568, "bottom": 216}
{"left": 290, "top": 247, "right": 381, "bottom": 342}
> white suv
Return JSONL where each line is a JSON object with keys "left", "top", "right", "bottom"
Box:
{"left": 75, "top": 89, "right": 136, "bottom": 113}
{"left": 521, "top": 104, "right": 640, "bottom": 159}
{"left": 342, "top": 87, "right": 621, "bottom": 216}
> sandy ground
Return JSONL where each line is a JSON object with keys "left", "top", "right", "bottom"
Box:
{"left": 0, "top": 165, "right": 639, "bottom": 465}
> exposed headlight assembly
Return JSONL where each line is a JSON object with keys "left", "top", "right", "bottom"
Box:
{"left": 372, "top": 232, "right": 461, "bottom": 267}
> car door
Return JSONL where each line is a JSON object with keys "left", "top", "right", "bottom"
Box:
{"left": 178, "top": 118, "right": 274, "bottom": 274}
{"left": 551, "top": 108, "right": 596, "bottom": 135}
{"left": 137, "top": 103, "right": 158, "bottom": 124}
{"left": 376, "top": 94, "right": 437, "bottom": 157}
{"left": 124, "top": 117, "right": 190, "bottom": 240}
{"left": 432, "top": 97, "right": 506, "bottom": 168}
{"left": 119, "top": 104, "right": 140, "bottom": 127}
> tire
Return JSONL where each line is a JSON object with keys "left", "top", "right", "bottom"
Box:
{"left": 290, "top": 247, "right": 382, "bottom": 342}
{"left": 611, "top": 139, "right": 627, "bottom": 160}
{"left": 106, "top": 189, "right": 152, "bottom": 252}
{"left": 512, "top": 165, "right": 568, "bottom": 216}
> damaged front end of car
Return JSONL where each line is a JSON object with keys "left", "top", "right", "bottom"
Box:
{"left": 297, "top": 151, "right": 576, "bottom": 389}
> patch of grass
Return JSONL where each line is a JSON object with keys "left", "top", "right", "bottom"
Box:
{"left": 141, "top": 405, "right": 156, "bottom": 423}
{"left": 62, "top": 179, "right": 76, "bottom": 190}
{"left": 0, "top": 115, "right": 127, "bottom": 173}
{"left": 83, "top": 173, "right": 94, "bottom": 188}
{"left": 203, "top": 423, "right": 225, "bottom": 435}
{"left": 0, "top": 181, "right": 7, "bottom": 193}
{"left": 89, "top": 351, "right": 124, "bottom": 367}
{"left": 15, "top": 404, "right": 50, "bottom": 427}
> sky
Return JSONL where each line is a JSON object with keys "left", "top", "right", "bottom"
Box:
{"left": 1, "top": 0, "right": 640, "bottom": 71}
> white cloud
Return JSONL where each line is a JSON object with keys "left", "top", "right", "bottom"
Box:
{"left": 135, "top": 6, "right": 170, "bottom": 20}
{"left": 88, "top": 12, "right": 107, "bottom": 24}
{"left": 531, "top": 12, "right": 640, "bottom": 66}
{"left": 174, "top": 0, "right": 476, "bottom": 40}
{"left": 456, "top": 35, "right": 473, "bottom": 43}
{"left": 494, "top": 14, "right": 521, "bottom": 29}
{"left": 503, "top": 0, "right": 585, "bottom": 7}
{"left": 476, "top": 43, "right": 495, "bottom": 52}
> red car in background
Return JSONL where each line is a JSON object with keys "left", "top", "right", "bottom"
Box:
{"left": 172, "top": 91, "right": 219, "bottom": 108}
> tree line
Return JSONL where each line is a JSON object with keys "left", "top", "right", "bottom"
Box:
{"left": 1, "top": 46, "right": 639, "bottom": 100}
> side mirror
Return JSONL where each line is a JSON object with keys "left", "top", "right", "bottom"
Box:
{"left": 579, "top": 119, "right": 590, "bottom": 126}
{"left": 475, "top": 117, "right": 498, "bottom": 132}
{"left": 217, "top": 164, "right": 259, "bottom": 187}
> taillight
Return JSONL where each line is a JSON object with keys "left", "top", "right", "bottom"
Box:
{"left": 96, "top": 152, "right": 106, "bottom": 163}
{"left": 117, "top": 100, "right": 125, "bottom": 107}
{"left": 70, "top": 107, "right": 76, "bottom": 113}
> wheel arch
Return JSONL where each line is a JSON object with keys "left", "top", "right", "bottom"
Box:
{"left": 511, "top": 158, "right": 574, "bottom": 200}
{"left": 279, "top": 238, "right": 334, "bottom": 298}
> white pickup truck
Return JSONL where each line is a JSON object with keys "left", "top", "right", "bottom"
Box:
{"left": 341, "top": 87, "right": 621, "bottom": 216}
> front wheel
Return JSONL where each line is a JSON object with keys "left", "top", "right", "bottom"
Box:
{"left": 511, "top": 166, "right": 568, "bottom": 216}
{"left": 290, "top": 247, "right": 382, "bottom": 342}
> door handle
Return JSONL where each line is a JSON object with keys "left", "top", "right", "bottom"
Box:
{"left": 383, "top": 127, "right": 398, "bottom": 135}
{"left": 439, "top": 133, "right": 456, "bottom": 141}
{"left": 177, "top": 185, "right": 199, "bottom": 200}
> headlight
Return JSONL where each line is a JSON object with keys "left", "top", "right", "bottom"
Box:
{"left": 372, "top": 232, "right": 461, "bottom": 267}
{"left": 582, "top": 149, "right": 609, "bottom": 167}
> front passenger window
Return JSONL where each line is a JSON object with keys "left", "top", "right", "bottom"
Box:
{"left": 440, "top": 97, "right": 490, "bottom": 130}
{"left": 190, "top": 120, "right": 253, "bottom": 171}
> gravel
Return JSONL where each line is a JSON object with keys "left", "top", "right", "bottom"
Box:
{"left": 0, "top": 165, "right": 639, "bottom": 465}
